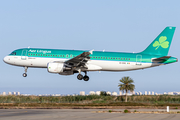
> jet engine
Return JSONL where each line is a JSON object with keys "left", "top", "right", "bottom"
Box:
{"left": 47, "top": 62, "right": 73, "bottom": 75}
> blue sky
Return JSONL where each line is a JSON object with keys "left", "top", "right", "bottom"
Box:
{"left": 1, "top": 0, "right": 180, "bottom": 95}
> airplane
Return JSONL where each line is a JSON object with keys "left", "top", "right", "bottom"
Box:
{"left": 3, "top": 26, "right": 177, "bottom": 81}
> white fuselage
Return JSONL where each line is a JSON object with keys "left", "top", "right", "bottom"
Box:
{"left": 3, "top": 55, "right": 156, "bottom": 72}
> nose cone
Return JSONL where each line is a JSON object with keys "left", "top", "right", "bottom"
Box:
{"left": 3, "top": 56, "right": 9, "bottom": 63}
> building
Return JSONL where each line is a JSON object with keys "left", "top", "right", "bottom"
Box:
{"left": 8, "top": 92, "right": 12, "bottom": 95}
{"left": 148, "top": 91, "right": 151, "bottom": 95}
{"left": 89, "top": 91, "right": 95, "bottom": 95}
{"left": 119, "top": 91, "right": 122, "bottom": 96}
{"left": 152, "top": 91, "right": 154, "bottom": 95}
{"left": 168, "top": 92, "right": 173, "bottom": 95}
{"left": 2, "top": 92, "right": 6, "bottom": 96}
{"left": 12, "top": 92, "right": 16, "bottom": 95}
{"left": 145, "top": 91, "right": 147, "bottom": 95}
{"left": 95, "top": 91, "right": 101, "bottom": 95}
{"left": 112, "top": 92, "right": 117, "bottom": 96}
{"left": 106, "top": 91, "right": 111, "bottom": 95}
{"left": 16, "top": 92, "right": 20, "bottom": 95}
{"left": 80, "top": 91, "right": 85, "bottom": 96}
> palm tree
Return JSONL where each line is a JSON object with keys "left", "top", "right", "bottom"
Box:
{"left": 118, "top": 76, "right": 135, "bottom": 102}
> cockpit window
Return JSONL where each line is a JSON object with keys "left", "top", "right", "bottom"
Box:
{"left": 10, "top": 52, "right": 16, "bottom": 55}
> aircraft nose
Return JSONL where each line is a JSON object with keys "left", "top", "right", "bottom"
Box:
{"left": 3, "top": 56, "right": 9, "bottom": 63}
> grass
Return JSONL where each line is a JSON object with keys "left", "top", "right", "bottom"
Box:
{"left": 0, "top": 95, "right": 180, "bottom": 107}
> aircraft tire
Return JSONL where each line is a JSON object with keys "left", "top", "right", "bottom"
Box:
{"left": 23, "top": 73, "right": 27, "bottom": 77}
{"left": 77, "top": 74, "right": 83, "bottom": 80}
{"left": 83, "top": 76, "right": 89, "bottom": 81}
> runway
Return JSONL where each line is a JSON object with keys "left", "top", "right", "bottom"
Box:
{"left": 0, "top": 109, "right": 180, "bottom": 120}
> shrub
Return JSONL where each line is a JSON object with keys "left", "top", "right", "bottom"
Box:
{"left": 124, "top": 109, "right": 130, "bottom": 113}
{"left": 108, "top": 110, "right": 112, "bottom": 113}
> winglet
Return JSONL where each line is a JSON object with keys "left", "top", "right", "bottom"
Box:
{"left": 89, "top": 49, "right": 94, "bottom": 54}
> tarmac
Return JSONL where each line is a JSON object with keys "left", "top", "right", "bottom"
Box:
{"left": 0, "top": 109, "right": 180, "bottom": 120}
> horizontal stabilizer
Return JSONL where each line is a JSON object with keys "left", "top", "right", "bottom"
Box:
{"left": 152, "top": 56, "right": 171, "bottom": 63}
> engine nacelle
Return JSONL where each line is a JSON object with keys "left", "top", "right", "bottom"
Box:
{"left": 47, "top": 62, "right": 72, "bottom": 74}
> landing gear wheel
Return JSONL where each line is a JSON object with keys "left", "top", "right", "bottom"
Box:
{"left": 23, "top": 73, "right": 27, "bottom": 77}
{"left": 83, "top": 76, "right": 89, "bottom": 81}
{"left": 77, "top": 74, "right": 83, "bottom": 80}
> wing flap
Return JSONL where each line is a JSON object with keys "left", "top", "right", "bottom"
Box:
{"left": 65, "top": 50, "right": 94, "bottom": 67}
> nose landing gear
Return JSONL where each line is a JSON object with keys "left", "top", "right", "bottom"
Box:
{"left": 23, "top": 67, "right": 28, "bottom": 77}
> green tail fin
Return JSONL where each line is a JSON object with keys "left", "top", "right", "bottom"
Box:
{"left": 141, "top": 26, "right": 176, "bottom": 56}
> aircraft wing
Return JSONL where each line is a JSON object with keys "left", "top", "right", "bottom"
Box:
{"left": 65, "top": 50, "right": 94, "bottom": 67}
{"left": 152, "top": 56, "right": 171, "bottom": 63}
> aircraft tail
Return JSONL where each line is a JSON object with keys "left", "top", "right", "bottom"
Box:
{"left": 141, "top": 27, "right": 176, "bottom": 56}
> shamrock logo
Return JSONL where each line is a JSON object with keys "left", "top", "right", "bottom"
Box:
{"left": 153, "top": 36, "right": 169, "bottom": 50}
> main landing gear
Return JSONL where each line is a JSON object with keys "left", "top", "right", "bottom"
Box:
{"left": 23, "top": 66, "right": 28, "bottom": 77}
{"left": 77, "top": 71, "right": 89, "bottom": 81}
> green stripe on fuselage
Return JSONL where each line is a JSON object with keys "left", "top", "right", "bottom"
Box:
{"left": 9, "top": 48, "right": 177, "bottom": 64}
